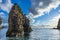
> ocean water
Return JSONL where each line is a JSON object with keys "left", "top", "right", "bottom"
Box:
{"left": 0, "top": 27, "right": 60, "bottom": 40}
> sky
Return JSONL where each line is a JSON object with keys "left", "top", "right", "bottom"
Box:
{"left": 0, "top": 0, "right": 60, "bottom": 28}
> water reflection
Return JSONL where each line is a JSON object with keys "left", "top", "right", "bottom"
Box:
{"left": 0, "top": 27, "right": 8, "bottom": 40}
{"left": 24, "top": 33, "right": 31, "bottom": 40}
{"left": 6, "top": 33, "right": 31, "bottom": 40}
{"left": 30, "top": 28, "right": 60, "bottom": 40}
{"left": 0, "top": 27, "right": 60, "bottom": 40}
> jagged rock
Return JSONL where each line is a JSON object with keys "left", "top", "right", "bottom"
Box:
{"left": 23, "top": 16, "right": 32, "bottom": 33}
{"left": 57, "top": 19, "right": 60, "bottom": 29}
{"left": 53, "top": 19, "right": 60, "bottom": 29}
{"left": 0, "top": 17, "right": 2, "bottom": 25}
{"left": 6, "top": 3, "right": 32, "bottom": 37}
{"left": 0, "top": 17, "right": 2, "bottom": 29}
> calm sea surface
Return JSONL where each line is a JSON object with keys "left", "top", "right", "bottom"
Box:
{"left": 0, "top": 27, "right": 60, "bottom": 40}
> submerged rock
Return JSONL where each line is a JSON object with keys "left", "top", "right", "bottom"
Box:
{"left": 6, "top": 3, "right": 32, "bottom": 37}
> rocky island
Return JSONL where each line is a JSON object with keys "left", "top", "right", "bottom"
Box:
{"left": 0, "top": 17, "right": 2, "bottom": 29}
{"left": 53, "top": 19, "right": 60, "bottom": 29}
{"left": 6, "top": 3, "right": 32, "bottom": 37}
{"left": 57, "top": 19, "right": 60, "bottom": 29}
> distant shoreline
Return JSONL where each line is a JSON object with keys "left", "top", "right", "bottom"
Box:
{"left": 53, "top": 28, "right": 60, "bottom": 30}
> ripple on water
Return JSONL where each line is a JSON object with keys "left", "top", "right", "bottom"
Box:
{"left": 0, "top": 28, "right": 60, "bottom": 40}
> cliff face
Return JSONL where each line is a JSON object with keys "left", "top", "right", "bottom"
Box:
{"left": 6, "top": 3, "right": 32, "bottom": 37}
{"left": 57, "top": 19, "right": 60, "bottom": 29}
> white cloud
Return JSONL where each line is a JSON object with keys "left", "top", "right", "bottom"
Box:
{"left": 39, "top": 2, "right": 44, "bottom": 6}
{"left": 45, "top": 14, "right": 60, "bottom": 28}
{"left": 31, "top": 21, "right": 41, "bottom": 28}
{"left": 30, "top": 14, "right": 60, "bottom": 28}
{"left": 58, "top": 10, "right": 60, "bottom": 12}
{"left": 2, "top": 23, "right": 8, "bottom": 26}
{"left": 30, "top": 19, "right": 35, "bottom": 23}
{"left": 26, "top": 13, "right": 35, "bottom": 23}
{"left": 30, "top": 0, "right": 60, "bottom": 18}
{"left": 0, "top": 0, "right": 2, "bottom": 3}
{"left": 0, "top": 12, "right": 5, "bottom": 18}
{"left": 0, "top": 0, "right": 13, "bottom": 25}
{"left": 0, "top": 12, "right": 4, "bottom": 15}
{"left": 28, "top": 0, "right": 60, "bottom": 28}
{"left": 0, "top": 0, "right": 13, "bottom": 13}
{"left": 0, "top": 12, "right": 8, "bottom": 23}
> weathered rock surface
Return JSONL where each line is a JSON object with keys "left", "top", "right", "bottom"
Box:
{"left": 6, "top": 3, "right": 32, "bottom": 37}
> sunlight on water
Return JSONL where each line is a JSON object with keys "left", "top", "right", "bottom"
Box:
{"left": 0, "top": 27, "right": 60, "bottom": 40}
{"left": 30, "top": 28, "right": 60, "bottom": 40}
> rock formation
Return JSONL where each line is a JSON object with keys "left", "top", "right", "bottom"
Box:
{"left": 0, "top": 17, "right": 2, "bottom": 25}
{"left": 23, "top": 15, "right": 32, "bottom": 33}
{"left": 53, "top": 19, "right": 60, "bottom": 29}
{"left": 0, "top": 17, "right": 2, "bottom": 29}
{"left": 57, "top": 19, "right": 60, "bottom": 29}
{"left": 6, "top": 3, "right": 32, "bottom": 37}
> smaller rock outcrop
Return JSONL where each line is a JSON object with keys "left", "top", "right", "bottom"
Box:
{"left": 23, "top": 16, "right": 32, "bottom": 33}
{"left": 57, "top": 19, "right": 60, "bottom": 29}
{"left": 0, "top": 17, "right": 2, "bottom": 29}
{"left": 53, "top": 19, "right": 60, "bottom": 29}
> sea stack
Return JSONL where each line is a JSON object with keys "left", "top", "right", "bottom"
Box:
{"left": 0, "top": 17, "right": 2, "bottom": 29}
{"left": 6, "top": 3, "right": 32, "bottom": 37}
{"left": 57, "top": 19, "right": 60, "bottom": 29}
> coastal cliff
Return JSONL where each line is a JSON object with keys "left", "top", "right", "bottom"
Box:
{"left": 6, "top": 3, "right": 32, "bottom": 37}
